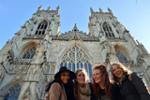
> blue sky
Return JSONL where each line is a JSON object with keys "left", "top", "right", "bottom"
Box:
{"left": 0, "top": 0, "right": 150, "bottom": 53}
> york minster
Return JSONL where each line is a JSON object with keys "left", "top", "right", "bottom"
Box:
{"left": 0, "top": 6, "right": 150, "bottom": 100}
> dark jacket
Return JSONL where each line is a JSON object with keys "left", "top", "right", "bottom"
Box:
{"left": 91, "top": 87, "right": 111, "bottom": 100}
{"left": 111, "top": 73, "right": 150, "bottom": 100}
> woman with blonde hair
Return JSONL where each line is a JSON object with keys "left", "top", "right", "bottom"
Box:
{"left": 74, "top": 68, "right": 92, "bottom": 100}
{"left": 111, "top": 62, "right": 150, "bottom": 100}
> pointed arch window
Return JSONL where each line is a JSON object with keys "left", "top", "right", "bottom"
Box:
{"left": 103, "top": 22, "right": 115, "bottom": 38}
{"left": 60, "top": 46, "right": 92, "bottom": 77}
{"left": 4, "top": 84, "right": 21, "bottom": 100}
{"left": 22, "top": 47, "right": 36, "bottom": 59}
{"left": 116, "top": 52, "right": 129, "bottom": 64}
{"left": 35, "top": 21, "right": 48, "bottom": 35}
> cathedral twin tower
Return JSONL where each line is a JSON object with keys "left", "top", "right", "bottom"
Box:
{"left": 0, "top": 6, "right": 149, "bottom": 100}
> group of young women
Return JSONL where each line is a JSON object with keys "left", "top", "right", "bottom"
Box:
{"left": 45, "top": 62, "right": 150, "bottom": 100}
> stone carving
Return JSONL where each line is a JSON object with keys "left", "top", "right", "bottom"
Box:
{"left": 47, "top": 6, "right": 51, "bottom": 11}
{"left": 137, "top": 54, "right": 145, "bottom": 65}
{"left": 0, "top": 64, "right": 5, "bottom": 85}
{"left": 38, "top": 5, "right": 42, "bottom": 11}
{"left": 108, "top": 8, "right": 113, "bottom": 14}
{"left": 90, "top": 8, "right": 94, "bottom": 13}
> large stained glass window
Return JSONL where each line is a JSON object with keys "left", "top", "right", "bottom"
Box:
{"left": 60, "top": 46, "right": 92, "bottom": 77}
{"left": 35, "top": 20, "right": 48, "bottom": 35}
{"left": 116, "top": 52, "right": 129, "bottom": 64}
{"left": 103, "top": 22, "right": 115, "bottom": 38}
{"left": 22, "top": 47, "right": 36, "bottom": 59}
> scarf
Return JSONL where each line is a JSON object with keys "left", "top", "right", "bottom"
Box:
{"left": 78, "top": 84, "right": 91, "bottom": 100}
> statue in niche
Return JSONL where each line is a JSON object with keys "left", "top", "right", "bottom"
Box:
{"left": 136, "top": 54, "right": 145, "bottom": 65}
{"left": 101, "top": 41, "right": 117, "bottom": 64}
{"left": 102, "top": 41, "right": 115, "bottom": 54}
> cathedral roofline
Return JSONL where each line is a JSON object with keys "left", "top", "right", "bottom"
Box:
{"left": 90, "top": 7, "right": 114, "bottom": 15}
{"left": 51, "top": 24, "right": 99, "bottom": 41}
{"left": 32, "top": 5, "right": 60, "bottom": 15}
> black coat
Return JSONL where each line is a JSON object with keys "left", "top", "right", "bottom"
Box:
{"left": 91, "top": 88, "right": 111, "bottom": 100}
{"left": 111, "top": 73, "right": 150, "bottom": 100}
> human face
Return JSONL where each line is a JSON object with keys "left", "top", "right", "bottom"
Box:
{"left": 76, "top": 71, "right": 86, "bottom": 85}
{"left": 93, "top": 69, "right": 103, "bottom": 84}
{"left": 112, "top": 65, "right": 124, "bottom": 79}
{"left": 60, "top": 72, "right": 70, "bottom": 84}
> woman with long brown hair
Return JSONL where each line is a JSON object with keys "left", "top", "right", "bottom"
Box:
{"left": 92, "top": 64, "right": 112, "bottom": 100}
{"left": 111, "top": 62, "right": 150, "bottom": 100}
{"left": 74, "top": 68, "right": 92, "bottom": 100}
{"left": 45, "top": 66, "right": 75, "bottom": 100}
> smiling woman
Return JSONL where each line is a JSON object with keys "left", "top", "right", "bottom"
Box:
{"left": 46, "top": 67, "right": 75, "bottom": 100}
{"left": 92, "top": 64, "right": 112, "bottom": 100}
{"left": 74, "top": 69, "right": 91, "bottom": 100}
{"left": 111, "top": 62, "right": 150, "bottom": 100}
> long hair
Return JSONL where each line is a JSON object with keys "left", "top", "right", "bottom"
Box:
{"left": 45, "top": 74, "right": 63, "bottom": 92}
{"left": 111, "top": 62, "right": 131, "bottom": 83}
{"left": 74, "top": 68, "right": 89, "bottom": 99}
{"left": 56, "top": 74, "right": 75, "bottom": 100}
{"left": 45, "top": 71, "right": 74, "bottom": 92}
{"left": 92, "top": 64, "right": 111, "bottom": 97}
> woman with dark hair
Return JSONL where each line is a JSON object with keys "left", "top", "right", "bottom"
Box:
{"left": 46, "top": 66, "right": 75, "bottom": 100}
{"left": 92, "top": 64, "right": 112, "bottom": 100}
{"left": 74, "top": 68, "right": 92, "bottom": 100}
{"left": 111, "top": 62, "right": 150, "bottom": 100}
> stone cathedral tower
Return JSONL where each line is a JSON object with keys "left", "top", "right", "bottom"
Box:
{"left": 0, "top": 6, "right": 150, "bottom": 100}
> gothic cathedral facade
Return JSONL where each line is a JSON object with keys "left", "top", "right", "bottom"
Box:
{"left": 0, "top": 6, "right": 150, "bottom": 100}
